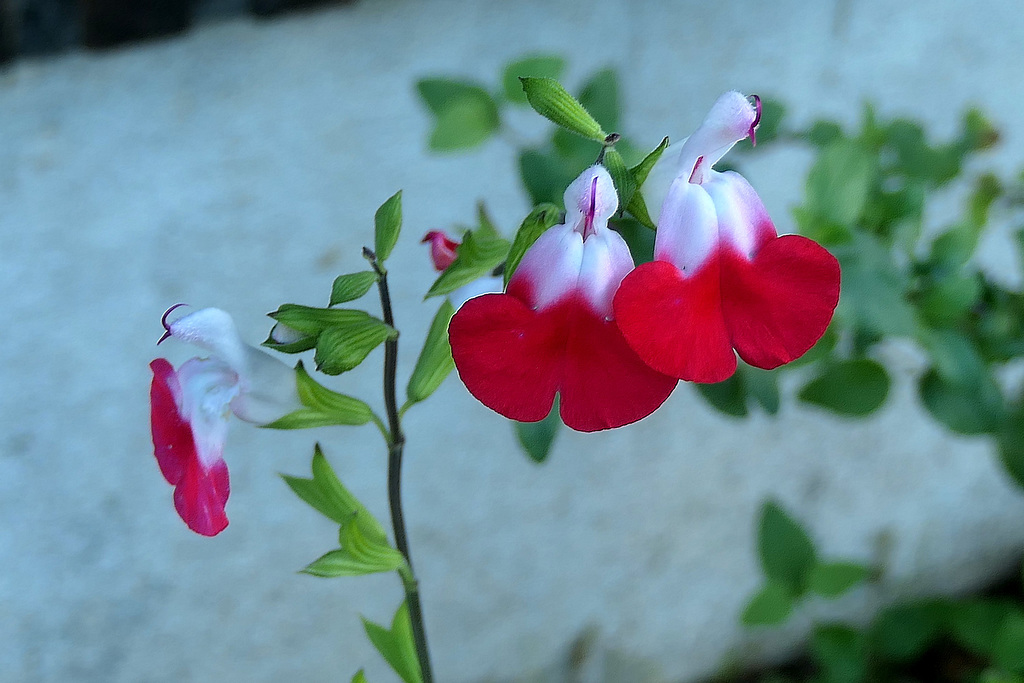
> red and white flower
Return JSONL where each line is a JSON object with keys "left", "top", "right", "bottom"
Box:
{"left": 150, "top": 306, "right": 299, "bottom": 536}
{"left": 449, "top": 165, "right": 677, "bottom": 432}
{"left": 614, "top": 92, "right": 841, "bottom": 383}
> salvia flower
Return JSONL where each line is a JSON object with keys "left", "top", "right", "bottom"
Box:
{"left": 449, "top": 165, "right": 677, "bottom": 432}
{"left": 614, "top": 92, "right": 841, "bottom": 383}
{"left": 150, "top": 306, "right": 299, "bottom": 536}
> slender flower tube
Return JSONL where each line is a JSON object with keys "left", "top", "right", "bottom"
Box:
{"left": 150, "top": 307, "right": 299, "bottom": 536}
{"left": 449, "top": 165, "right": 677, "bottom": 432}
{"left": 421, "top": 230, "right": 503, "bottom": 309}
{"left": 614, "top": 92, "right": 841, "bottom": 383}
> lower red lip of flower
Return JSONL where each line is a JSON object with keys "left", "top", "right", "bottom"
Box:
{"left": 448, "top": 291, "right": 677, "bottom": 432}
{"left": 613, "top": 235, "right": 841, "bottom": 383}
{"left": 150, "top": 359, "right": 230, "bottom": 536}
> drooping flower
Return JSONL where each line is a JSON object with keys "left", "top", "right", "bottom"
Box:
{"left": 449, "top": 165, "right": 677, "bottom": 432}
{"left": 421, "top": 229, "right": 503, "bottom": 309}
{"left": 613, "top": 92, "right": 841, "bottom": 383}
{"left": 150, "top": 306, "right": 299, "bottom": 536}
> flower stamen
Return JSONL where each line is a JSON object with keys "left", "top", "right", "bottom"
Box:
{"left": 158, "top": 303, "right": 189, "bottom": 345}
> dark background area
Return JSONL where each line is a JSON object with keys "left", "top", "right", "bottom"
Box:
{"left": 0, "top": 0, "right": 353, "bottom": 62}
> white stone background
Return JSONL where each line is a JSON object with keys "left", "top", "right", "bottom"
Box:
{"left": 2, "top": 0, "right": 1024, "bottom": 681}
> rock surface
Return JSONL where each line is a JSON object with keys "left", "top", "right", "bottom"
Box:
{"left": 2, "top": 1, "right": 1024, "bottom": 681}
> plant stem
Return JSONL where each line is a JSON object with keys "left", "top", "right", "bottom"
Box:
{"left": 369, "top": 252, "right": 434, "bottom": 683}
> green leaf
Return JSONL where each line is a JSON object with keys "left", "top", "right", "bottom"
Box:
{"left": 999, "top": 408, "right": 1024, "bottom": 490}
{"left": 362, "top": 602, "right": 422, "bottom": 683}
{"left": 919, "top": 366, "right": 1004, "bottom": 435}
{"left": 806, "top": 139, "right": 876, "bottom": 226}
{"left": 993, "top": 611, "right": 1024, "bottom": 672}
{"left": 374, "top": 191, "right": 402, "bottom": 263}
{"left": 798, "top": 359, "right": 890, "bottom": 417}
{"left": 613, "top": 217, "right": 655, "bottom": 265}
{"left": 406, "top": 300, "right": 456, "bottom": 405}
{"left": 808, "top": 562, "right": 871, "bottom": 598}
{"left": 745, "top": 366, "right": 780, "bottom": 415}
{"left": 518, "top": 147, "right": 580, "bottom": 206}
{"left": 351, "top": 670, "right": 368, "bottom": 683}
{"left": 302, "top": 515, "right": 406, "bottom": 578}
{"left": 315, "top": 315, "right": 397, "bottom": 375}
{"left": 262, "top": 322, "right": 317, "bottom": 354}
{"left": 502, "top": 55, "right": 565, "bottom": 104}
{"left": 758, "top": 500, "right": 817, "bottom": 592}
{"left": 630, "top": 136, "right": 670, "bottom": 187}
{"left": 520, "top": 77, "right": 605, "bottom": 142}
{"left": 283, "top": 445, "right": 388, "bottom": 542}
{"left": 811, "top": 625, "right": 867, "bottom": 683}
{"left": 330, "top": 272, "right": 378, "bottom": 307}
{"left": 425, "top": 207, "right": 510, "bottom": 298}
{"left": 742, "top": 581, "right": 795, "bottom": 626}
{"left": 602, "top": 148, "right": 637, "bottom": 214}
{"left": 269, "top": 304, "right": 385, "bottom": 337}
{"left": 959, "top": 107, "right": 1000, "bottom": 152}
{"left": 832, "top": 235, "right": 918, "bottom": 337}
{"left": 416, "top": 78, "right": 500, "bottom": 151}
{"left": 265, "top": 361, "right": 374, "bottom": 429}
{"left": 577, "top": 68, "right": 619, "bottom": 132}
{"left": 515, "top": 399, "right": 560, "bottom": 464}
{"left": 504, "top": 204, "right": 562, "bottom": 287}
{"left": 947, "top": 599, "right": 1015, "bottom": 655}
{"left": 805, "top": 120, "right": 844, "bottom": 148}
{"left": 696, "top": 374, "right": 747, "bottom": 418}
{"left": 752, "top": 97, "right": 785, "bottom": 147}
{"left": 870, "top": 601, "right": 945, "bottom": 662}
{"left": 884, "top": 119, "right": 961, "bottom": 186}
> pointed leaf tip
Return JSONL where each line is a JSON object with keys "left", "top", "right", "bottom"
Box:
{"left": 375, "top": 191, "right": 403, "bottom": 262}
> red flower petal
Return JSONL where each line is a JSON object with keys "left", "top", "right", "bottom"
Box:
{"left": 449, "top": 293, "right": 676, "bottom": 432}
{"left": 150, "top": 359, "right": 230, "bottom": 536}
{"left": 614, "top": 237, "right": 840, "bottom": 383}
{"left": 721, "top": 234, "right": 840, "bottom": 370}
{"left": 613, "top": 259, "right": 737, "bottom": 384}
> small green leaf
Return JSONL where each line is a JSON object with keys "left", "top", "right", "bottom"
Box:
{"left": 502, "top": 55, "right": 565, "bottom": 104}
{"left": 425, "top": 209, "right": 510, "bottom": 299}
{"left": 363, "top": 602, "right": 422, "bottom": 683}
{"left": 406, "top": 300, "right": 456, "bottom": 405}
{"left": 696, "top": 374, "right": 747, "bottom": 418}
{"left": 265, "top": 361, "right": 374, "bottom": 429}
{"left": 515, "top": 399, "right": 560, "bottom": 464}
{"left": 303, "top": 548, "right": 384, "bottom": 577}
{"left": 919, "top": 366, "right": 1004, "bottom": 435}
{"left": 314, "top": 316, "right": 398, "bottom": 376}
{"left": 629, "top": 136, "right": 670, "bottom": 188}
{"left": 811, "top": 625, "right": 867, "bottom": 683}
{"left": 999, "top": 408, "right": 1024, "bottom": 490}
{"left": 832, "top": 235, "right": 918, "bottom": 337}
{"left": 330, "top": 272, "right": 378, "bottom": 306}
{"left": 520, "top": 77, "right": 605, "bottom": 142}
{"left": 742, "top": 581, "right": 795, "bottom": 626}
{"left": 744, "top": 366, "right": 780, "bottom": 415}
{"left": 947, "top": 599, "right": 1015, "bottom": 655}
{"left": 871, "top": 601, "right": 945, "bottom": 662}
{"left": 806, "top": 139, "right": 876, "bottom": 226}
{"left": 504, "top": 204, "right": 562, "bottom": 287}
{"left": 303, "top": 516, "right": 406, "bottom": 578}
{"left": 374, "top": 191, "right": 402, "bottom": 263}
{"left": 758, "top": 500, "right": 817, "bottom": 592}
{"left": 417, "top": 78, "right": 500, "bottom": 152}
{"left": 351, "top": 670, "right": 368, "bottom": 683}
{"left": 603, "top": 148, "right": 637, "bottom": 214}
{"left": 262, "top": 322, "right": 317, "bottom": 354}
{"left": 613, "top": 217, "right": 655, "bottom": 264}
{"left": 798, "top": 358, "right": 890, "bottom": 417}
{"left": 808, "top": 562, "right": 871, "bottom": 598}
{"left": 283, "top": 445, "right": 389, "bottom": 542}
{"left": 993, "top": 611, "right": 1024, "bottom": 672}
{"left": 805, "top": 120, "right": 843, "bottom": 148}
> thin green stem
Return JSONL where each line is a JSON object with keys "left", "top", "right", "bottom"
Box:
{"left": 367, "top": 250, "right": 434, "bottom": 683}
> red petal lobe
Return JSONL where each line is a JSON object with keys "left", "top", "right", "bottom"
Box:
{"left": 613, "top": 259, "right": 737, "bottom": 383}
{"left": 720, "top": 235, "right": 840, "bottom": 370}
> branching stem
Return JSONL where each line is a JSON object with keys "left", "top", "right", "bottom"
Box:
{"left": 367, "top": 250, "right": 434, "bottom": 683}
